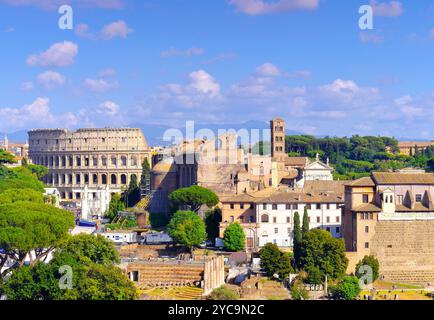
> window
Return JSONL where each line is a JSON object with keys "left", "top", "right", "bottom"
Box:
{"left": 292, "top": 204, "right": 298, "bottom": 210}
{"left": 250, "top": 203, "right": 254, "bottom": 210}
{"left": 316, "top": 204, "right": 321, "bottom": 210}
{"left": 365, "top": 226, "right": 369, "bottom": 233}
{"left": 416, "top": 194, "right": 422, "bottom": 202}
{"left": 261, "top": 214, "right": 269, "bottom": 223}
{"left": 316, "top": 217, "right": 320, "bottom": 223}
{"left": 111, "top": 157, "right": 117, "bottom": 166}
{"left": 365, "top": 242, "right": 370, "bottom": 249}
{"left": 273, "top": 217, "right": 277, "bottom": 223}
{"left": 287, "top": 228, "right": 291, "bottom": 234}
{"left": 93, "top": 157, "right": 98, "bottom": 166}
{"left": 286, "top": 217, "right": 291, "bottom": 223}
{"left": 326, "top": 216, "right": 330, "bottom": 223}
{"left": 240, "top": 203, "right": 245, "bottom": 209}
{"left": 102, "top": 157, "right": 107, "bottom": 166}
{"left": 272, "top": 204, "right": 278, "bottom": 210}
{"left": 336, "top": 216, "right": 340, "bottom": 223}
{"left": 336, "top": 227, "right": 340, "bottom": 234}
{"left": 274, "top": 228, "right": 278, "bottom": 234}
{"left": 230, "top": 216, "right": 235, "bottom": 222}
{"left": 370, "top": 213, "right": 374, "bottom": 220}
{"left": 286, "top": 204, "right": 291, "bottom": 210}
{"left": 326, "top": 227, "right": 331, "bottom": 232}
{"left": 263, "top": 204, "right": 267, "bottom": 210}
{"left": 121, "top": 156, "right": 127, "bottom": 166}
{"left": 230, "top": 203, "right": 235, "bottom": 210}
{"left": 249, "top": 216, "right": 254, "bottom": 223}
{"left": 363, "top": 194, "right": 369, "bottom": 203}
{"left": 306, "top": 204, "right": 311, "bottom": 210}
{"left": 326, "top": 204, "right": 330, "bottom": 210}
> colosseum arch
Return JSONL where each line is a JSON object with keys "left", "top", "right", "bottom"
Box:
{"left": 102, "top": 174, "right": 107, "bottom": 185}
{"left": 121, "top": 174, "right": 127, "bottom": 185}
{"left": 111, "top": 174, "right": 117, "bottom": 185}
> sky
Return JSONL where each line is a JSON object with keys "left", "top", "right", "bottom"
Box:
{"left": 0, "top": 0, "right": 434, "bottom": 140}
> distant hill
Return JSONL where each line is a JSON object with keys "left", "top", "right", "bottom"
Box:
{"left": 0, "top": 130, "right": 28, "bottom": 144}
{"left": 130, "top": 120, "right": 303, "bottom": 146}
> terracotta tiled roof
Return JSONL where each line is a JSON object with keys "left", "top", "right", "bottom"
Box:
{"left": 284, "top": 157, "right": 308, "bottom": 167}
{"left": 347, "top": 176, "right": 375, "bottom": 187}
{"left": 372, "top": 172, "right": 434, "bottom": 185}
{"left": 256, "top": 191, "right": 343, "bottom": 204}
{"left": 395, "top": 203, "right": 434, "bottom": 212}
{"left": 352, "top": 203, "right": 381, "bottom": 212}
{"left": 219, "top": 193, "right": 261, "bottom": 203}
{"left": 303, "top": 180, "right": 347, "bottom": 196}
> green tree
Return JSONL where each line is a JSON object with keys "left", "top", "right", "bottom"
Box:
{"left": 205, "top": 208, "right": 222, "bottom": 243}
{"left": 223, "top": 223, "right": 245, "bottom": 252}
{"left": 0, "top": 149, "right": 16, "bottom": 164}
{"left": 2, "top": 253, "right": 137, "bottom": 300}
{"left": 293, "top": 211, "right": 301, "bottom": 269}
{"left": 0, "top": 165, "right": 45, "bottom": 193}
{"left": 305, "top": 265, "right": 323, "bottom": 285}
{"left": 302, "top": 206, "right": 309, "bottom": 238}
{"left": 0, "top": 202, "right": 75, "bottom": 280}
{"left": 139, "top": 158, "right": 151, "bottom": 194}
{"left": 290, "top": 279, "right": 309, "bottom": 300}
{"left": 260, "top": 243, "right": 294, "bottom": 280}
{"left": 330, "top": 276, "right": 361, "bottom": 300}
{"left": 167, "top": 210, "right": 207, "bottom": 251}
{"left": 58, "top": 234, "right": 119, "bottom": 265}
{"left": 0, "top": 188, "right": 44, "bottom": 205}
{"left": 124, "top": 175, "right": 141, "bottom": 208}
{"left": 169, "top": 186, "right": 219, "bottom": 213}
{"left": 299, "top": 229, "right": 348, "bottom": 281}
{"left": 105, "top": 193, "right": 126, "bottom": 222}
{"left": 355, "top": 255, "right": 380, "bottom": 284}
{"left": 25, "top": 164, "right": 48, "bottom": 180}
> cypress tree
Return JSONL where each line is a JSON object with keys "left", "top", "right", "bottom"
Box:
{"left": 302, "top": 206, "right": 310, "bottom": 238}
{"left": 293, "top": 211, "right": 301, "bottom": 269}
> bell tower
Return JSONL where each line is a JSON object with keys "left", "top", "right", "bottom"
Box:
{"left": 270, "top": 118, "right": 286, "bottom": 162}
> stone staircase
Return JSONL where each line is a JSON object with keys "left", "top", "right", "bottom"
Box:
{"left": 371, "top": 221, "right": 434, "bottom": 285}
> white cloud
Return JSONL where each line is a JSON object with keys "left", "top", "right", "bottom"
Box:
{"left": 74, "top": 23, "right": 94, "bottom": 39}
{"left": 255, "top": 63, "right": 281, "bottom": 77}
{"left": 97, "top": 101, "right": 119, "bottom": 116}
{"left": 84, "top": 78, "right": 119, "bottom": 92}
{"left": 161, "top": 47, "right": 205, "bottom": 58}
{"left": 101, "top": 20, "right": 133, "bottom": 40}
{"left": 370, "top": 1, "right": 403, "bottom": 17}
{"left": 230, "top": 0, "right": 320, "bottom": 15}
{"left": 27, "top": 41, "right": 78, "bottom": 67}
{"left": 4, "top": 27, "right": 14, "bottom": 33}
{"left": 37, "top": 71, "right": 65, "bottom": 89}
{"left": 189, "top": 70, "right": 221, "bottom": 97}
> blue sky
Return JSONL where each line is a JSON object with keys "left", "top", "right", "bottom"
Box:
{"left": 0, "top": 0, "right": 434, "bottom": 140}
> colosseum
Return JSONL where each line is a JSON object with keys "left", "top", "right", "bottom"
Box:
{"left": 28, "top": 128, "right": 152, "bottom": 218}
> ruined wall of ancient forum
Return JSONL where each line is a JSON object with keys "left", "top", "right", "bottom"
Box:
{"left": 28, "top": 128, "right": 151, "bottom": 200}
